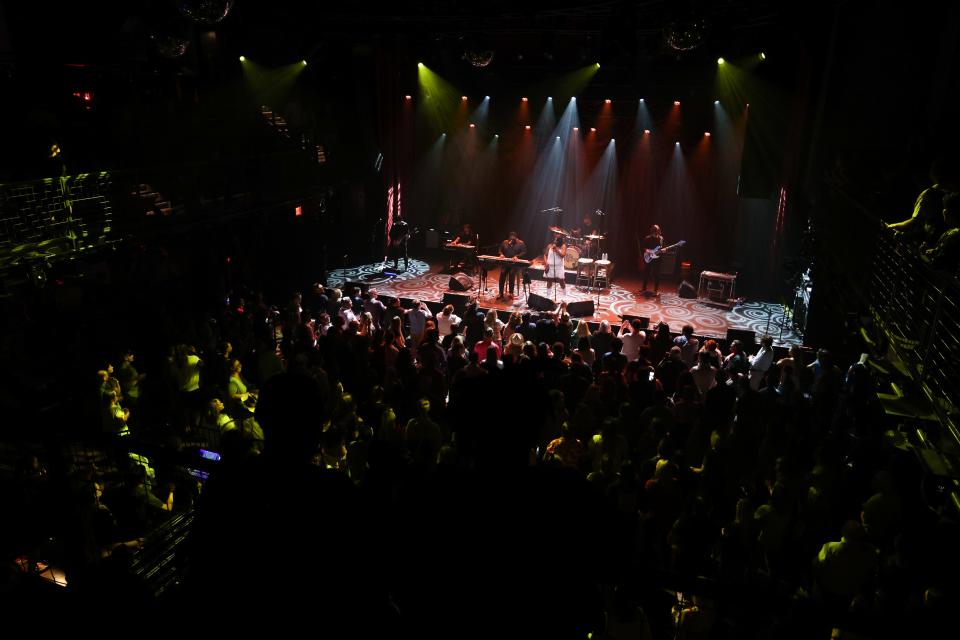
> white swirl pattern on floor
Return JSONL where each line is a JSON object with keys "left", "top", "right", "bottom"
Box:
{"left": 330, "top": 260, "right": 802, "bottom": 347}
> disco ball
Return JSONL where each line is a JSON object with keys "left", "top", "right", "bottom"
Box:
{"left": 150, "top": 33, "right": 191, "bottom": 59}
{"left": 664, "top": 20, "right": 708, "bottom": 52}
{"left": 178, "top": 0, "right": 235, "bottom": 25}
{"left": 464, "top": 49, "right": 495, "bottom": 68}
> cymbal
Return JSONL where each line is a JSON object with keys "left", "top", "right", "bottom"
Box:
{"left": 586, "top": 234, "right": 604, "bottom": 240}
{"left": 548, "top": 226, "right": 569, "bottom": 236}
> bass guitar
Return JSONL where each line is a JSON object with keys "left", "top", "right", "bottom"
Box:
{"left": 643, "top": 239, "right": 686, "bottom": 264}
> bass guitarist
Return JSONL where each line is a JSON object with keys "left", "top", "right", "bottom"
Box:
{"left": 641, "top": 224, "right": 669, "bottom": 295}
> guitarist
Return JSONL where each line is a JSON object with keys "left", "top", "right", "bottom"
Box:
{"left": 388, "top": 212, "right": 410, "bottom": 271}
{"left": 641, "top": 224, "right": 667, "bottom": 295}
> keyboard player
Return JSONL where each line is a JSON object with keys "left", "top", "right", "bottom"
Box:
{"left": 448, "top": 223, "right": 478, "bottom": 271}
{"left": 497, "top": 231, "right": 527, "bottom": 299}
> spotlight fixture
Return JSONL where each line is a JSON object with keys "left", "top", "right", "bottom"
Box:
{"left": 494, "top": 134, "right": 499, "bottom": 138}
{"left": 301, "top": 60, "right": 307, "bottom": 66}
{"left": 644, "top": 129, "right": 651, "bottom": 134}
{"left": 595, "top": 62, "right": 600, "bottom": 68}
{"left": 639, "top": 98, "right": 645, "bottom": 102}
{"left": 571, "top": 97, "right": 576, "bottom": 101}
{"left": 238, "top": 55, "right": 245, "bottom": 62}
{"left": 704, "top": 132, "right": 711, "bottom": 137}
{"left": 611, "top": 138, "right": 615, "bottom": 142}
{"left": 573, "top": 127, "right": 579, "bottom": 131}
{"left": 605, "top": 99, "right": 611, "bottom": 104}
{"left": 590, "top": 127, "right": 596, "bottom": 132}
{"left": 556, "top": 136, "right": 560, "bottom": 140}
{"left": 675, "top": 141, "right": 680, "bottom": 145}
{"left": 461, "top": 96, "right": 468, "bottom": 101}
{"left": 417, "top": 62, "right": 424, "bottom": 68}
{"left": 469, "top": 123, "right": 476, "bottom": 128}
{"left": 714, "top": 100, "right": 720, "bottom": 105}
{"left": 405, "top": 95, "right": 412, "bottom": 100}
{"left": 717, "top": 57, "right": 725, "bottom": 65}
{"left": 548, "top": 96, "right": 553, "bottom": 100}
{"left": 759, "top": 52, "right": 766, "bottom": 60}
{"left": 484, "top": 95, "right": 490, "bottom": 100}
{"left": 524, "top": 125, "right": 531, "bottom": 130}
{"left": 522, "top": 97, "right": 528, "bottom": 102}
{"left": 674, "top": 100, "right": 681, "bottom": 106}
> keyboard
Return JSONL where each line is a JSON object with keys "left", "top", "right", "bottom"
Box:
{"left": 477, "top": 255, "right": 531, "bottom": 266}
{"left": 444, "top": 242, "right": 476, "bottom": 252}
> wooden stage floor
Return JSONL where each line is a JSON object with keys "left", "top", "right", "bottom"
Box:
{"left": 329, "top": 258, "right": 803, "bottom": 347}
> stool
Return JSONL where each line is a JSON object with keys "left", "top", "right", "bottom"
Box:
{"left": 594, "top": 259, "right": 611, "bottom": 290}
{"left": 576, "top": 258, "right": 594, "bottom": 288}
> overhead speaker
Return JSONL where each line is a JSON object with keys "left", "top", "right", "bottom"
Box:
{"left": 449, "top": 272, "right": 473, "bottom": 291}
{"left": 441, "top": 292, "right": 471, "bottom": 315}
{"left": 566, "top": 299, "right": 595, "bottom": 318}
{"left": 527, "top": 292, "right": 558, "bottom": 312}
{"left": 678, "top": 280, "right": 697, "bottom": 299}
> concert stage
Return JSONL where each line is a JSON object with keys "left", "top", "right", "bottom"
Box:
{"left": 330, "top": 258, "right": 803, "bottom": 347}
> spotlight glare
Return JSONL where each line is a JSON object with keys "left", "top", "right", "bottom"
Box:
{"left": 494, "top": 134, "right": 499, "bottom": 138}
{"left": 239, "top": 55, "right": 245, "bottom": 62}
{"left": 461, "top": 96, "right": 468, "bottom": 101}
{"left": 605, "top": 99, "right": 612, "bottom": 104}
{"left": 548, "top": 96, "right": 553, "bottom": 100}
{"left": 611, "top": 138, "right": 615, "bottom": 142}
{"left": 759, "top": 52, "right": 766, "bottom": 60}
{"left": 714, "top": 99, "right": 720, "bottom": 105}
{"left": 417, "top": 62, "right": 424, "bottom": 68}
{"left": 639, "top": 98, "right": 645, "bottom": 102}
{"left": 590, "top": 127, "right": 596, "bottom": 132}
{"left": 644, "top": 129, "right": 651, "bottom": 134}
{"left": 704, "top": 132, "right": 711, "bottom": 137}
{"left": 571, "top": 97, "right": 576, "bottom": 101}
{"left": 405, "top": 95, "right": 412, "bottom": 100}
{"left": 524, "top": 125, "right": 531, "bottom": 130}
{"left": 717, "top": 57, "right": 725, "bottom": 65}
{"left": 675, "top": 141, "right": 680, "bottom": 145}
{"left": 595, "top": 62, "right": 600, "bottom": 68}
{"left": 469, "top": 123, "right": 476, "bottom": 128}
{"left": 522, "top": 97, "right": 528, "bottom": 102}
{"left": 484, "top": 95, "right": 490, "bottom": 100}
{"left": 556, "top": 136, "right": 560, "bottom": 140}
{"left": 573, "top": 127, "right": 579, "bottom": 131}
{"left": 301, "top": 60, "right": 307, "bottom": 66}
{"left": 674, "top": 100, "right": 681, "bottom": 106}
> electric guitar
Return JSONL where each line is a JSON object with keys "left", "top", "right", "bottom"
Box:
{"left": 643, "top": 239, "right": 686, "bottom": 264}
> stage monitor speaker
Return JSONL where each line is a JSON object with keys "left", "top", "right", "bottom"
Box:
{"left": 441, "top": 292, "right": 471, "bottom": 315}
{"left": 448, "top": 273, "right": 473, "bottom": 291}
{"left": 344, "top": 281, "right": 369, "bottom": 295}
{"left": 527, "top": 292, "right": 558, "bottom": 312}
{"left": 678, "top": 280, "right": 697, "bottom": 299}
{"left": 566, "top": 299, "right": 595, "bottom": 318}
{"left": 726, "top": 328, "right": 757, "bottom": 349}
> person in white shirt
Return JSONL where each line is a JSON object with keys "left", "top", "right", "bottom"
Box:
{"left": 338, "top": 299, "right": 357, "bottom": 327}
{"left": 484, "top": 309, "right": 505, "bottom": 343}
{"left": 748, "top": 335, "right": 775, "bottom": 390}
{"left": 437, "top": 304, "right": 461, "bottom": 336}
{"left": 618, "top": 319, "right": 647, "bottom": 362}
{"left": 363, "top": 291, "right": 387, "bottom": 329}
{"left": 405, "top": 299, "right": 433, "bottom": 350}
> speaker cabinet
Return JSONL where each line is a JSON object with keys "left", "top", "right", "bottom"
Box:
{"left": 527, "top": 292, "right": 558, "bottom": 312}
{"left": 441, "top": 292, "right": 472, "bottom": 315}
{"left": 566, "top": 299, "right": 595, "bottom": 318}
{"left": 449, "top": 273, "right": 473, "bottom": 291}
{"left": 678, "top": 280, "right": 697, "bottom": 299}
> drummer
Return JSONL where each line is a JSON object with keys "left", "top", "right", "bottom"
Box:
{"left": 571, "top": 214, "right": 597, "bottom": 257}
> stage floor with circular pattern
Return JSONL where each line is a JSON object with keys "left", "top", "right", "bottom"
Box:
{"left": 329, "top": 258, "right": 803, "bottom": 347}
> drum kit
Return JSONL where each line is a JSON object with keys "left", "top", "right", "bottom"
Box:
{"left": 547, "top": 225, "right": 605, "bottom": 269}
